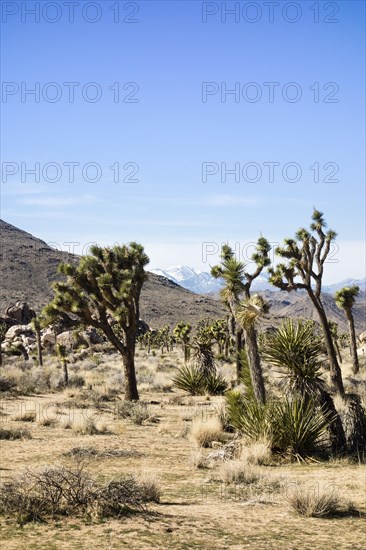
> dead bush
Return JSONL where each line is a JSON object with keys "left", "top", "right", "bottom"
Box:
{"left": 0, "top": 464, "right": 159, "bottom": 524}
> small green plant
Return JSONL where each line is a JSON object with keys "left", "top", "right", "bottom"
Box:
{"left": 172, "top": 365, "right": 228, "bottom": 396}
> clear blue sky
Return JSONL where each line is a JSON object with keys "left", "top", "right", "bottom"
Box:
{"left": 1, "top": 0, "right": 365, "bottom": 283}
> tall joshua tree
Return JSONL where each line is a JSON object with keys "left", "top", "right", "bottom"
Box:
{"left": 173, "top": 321, "right": 191, "bottom": 363}
{"left": 211, "top": 245, "right": 246, "bottom": 381}
{"left": 268, "top": 209, "right": 345, "bottom": 396}
{"left": 335, "top": 286, "right": 360, "bottom": 374}
{"left": 43, "top": 243, "right": 149, "bottom": 401}
{"left": 212, "top": 238, "right": 271, "bottom": 403}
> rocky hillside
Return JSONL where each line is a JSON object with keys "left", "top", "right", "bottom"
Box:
{"left": 1, "top": 219, "right": 364, "bottom": 332}
{"left": 0, "top": 220, "right": 226, "bottom": 328}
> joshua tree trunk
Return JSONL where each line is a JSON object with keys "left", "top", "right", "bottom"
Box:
{"left": 308, "top": 291, "right": 345, "bottom": 396}
{"left": 35, "top": 327, "right": 43, "bottom": 367}
{"left": 63, "top": 361, "right": 69, "bottom": 386}
{"left": 346, "top": 310, "right": 359, "bottom": 375}
{"left": 318, "top": 389, "right": 347, "bottom": 454}
{"left": 334, "top": 337, "right": 342, "bottom": 364}
{"left": 244, "top": 325, "right": 266, "bottom": 404}
{"left": 123, "top": 345, "right": 139, "bottom": 401}
{"left": 235, "top": 328, "right": 244, "bottom": 382}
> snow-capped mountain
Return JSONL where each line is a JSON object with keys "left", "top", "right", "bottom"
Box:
{"left": 150, "top": 267, "right": 366, "bottom": 296}
{"left": 150, "top": 266, "right": 274, "bottom": 294}
{"left": 322, "top": 278, "right": 366, "bottom": 295}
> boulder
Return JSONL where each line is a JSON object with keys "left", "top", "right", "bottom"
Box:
{"left": 5, "top": 302, "right": 36, "bottom": 324}
{"left": 41, "top": 328, "right": 56, "bottom": 347}
{"left": 56, "top": 330, "right": 89, "bottom": 350}
{"left": 5, "top": 324, "right": 33, "bottom": 340}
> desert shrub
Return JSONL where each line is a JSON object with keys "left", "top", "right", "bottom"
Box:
{"left": 240, "top": 439, "right": 272, "bottom": 466}
{"left": 115, "top": 401, "right": 150, "bottom": 425}
{"left": 68, "top": 374, "right": 85, "bottom": 388}
{"left": 0, "top": 465, "right": 159, "bottom": 524}
{"left": 0, "top": 427, "right": 32, "bottom": 440}
{"left": 39, "top": 417, "right": 59, "bottom": 428}
{"left": 190, "top": 416, "right": 223, "bottom": 448}
{"left": 190, "top": 450, "right": 209, "bottom": 469}
{"left": 172, "top": 365, "right": 228, "bottom": 396}
{"left": 218, "top": 462, "right": 260, "bottom": 485}
{"left": 287, "top": 484, "right": 341, "bottom": 517}
{"left": 14, "top": 412, "right": 36, "bottom": 422}
{"left": 71, "top": 418, "right": 111, "bottom": 436}
{"left": 0, "top": 376, "right": 16, "bottom": 392}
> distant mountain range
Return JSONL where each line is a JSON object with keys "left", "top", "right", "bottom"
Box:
{"left": 1, "top": 220, "right": 364, "bottom": 332}
{"left": 151, "top": 266, "right": 366, "bottom": 296}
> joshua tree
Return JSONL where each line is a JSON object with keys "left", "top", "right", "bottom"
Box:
{"left": 329, "top": 321, "right": 342, "bottom": 365}
{"left": 30, "top": 316, "right": 43, "bottom": 367}
{"left": 173, "top": 321, "right": 191, "bottom": 363}
{"left": 268, "top": 209, "right": 345, "bottom": 396}
{"left": 56, "top": 343, "right": 69, "bottom": 387}
{"left": 211, "top": 238, "right": 271, "bottom": 403}
{"left": 236, "top": 294, "right": 269, "bottom": 403}
{"left": 43, "top": 243, "right": 149, "bottom": 401}
{"left": 335, "top": 286, "right": 360, "bottom": 374}
{"left": 211, "top": 245, "right": 246, "bottom": 378}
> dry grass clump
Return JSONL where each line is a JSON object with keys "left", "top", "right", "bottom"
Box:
{"left": 115, "top": 401, "right": 150, "bottom": 425}
{"left": 190, "top": 450, "right": 209, "bottom": 469}
{"left": 286, "top": 484, "right": 342, "bottom": 517}
{"left": 13, "top": 411, "right": 36, "bottom": 422}
{"left": 38, "top": 417, "right": 59, "bottom": 428}
{"left": 71, "top": 417, "right": 112, "bottom": 436}
{"left": 240, "top": 438, "right": 272, "bottom": 466}
{"left": 0, "top": 465, "right": 159, "bottom": 524}
{"left": 190, "top": 416, "right": 223, "bottom": 448}
{"left": 0, "top": 426, "right": 32, "bottom": 440}
{"left": 218, "top": 462, "right": 261, "bottom": 485}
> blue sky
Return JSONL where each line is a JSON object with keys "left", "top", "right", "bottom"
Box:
{"left": 1, "top": 0, "right": 365, "bottom": 283}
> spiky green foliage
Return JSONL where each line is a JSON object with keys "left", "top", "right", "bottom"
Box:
{"left": 204, "top": 371, "right": 228, "bottom": 396}
{"left": 271, "top": 397, "right": 331, "bottom": 457}
{"left": 335, "top": 286, "right": 360, "bottom": 311}
{"left": 172, "top": 365, "right": 205, "bottom": 395}
{"left": 263, "top": 320, "right": 326, "bottom": 398}
{"left": 225, "top": 390, "right": 272, "bottom": 441}
{"left": 172, "top": 365, "right": 228, "bottom": 396}
{"left": 43, "top": 243, "right": 149, "bottom": 401}
{"left": 225, "top": 391, "right": 331, "bottom": 458}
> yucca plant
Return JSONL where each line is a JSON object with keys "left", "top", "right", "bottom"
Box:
{"left": 271, "top": 397, "right": 332, "bottom": 458}
{"left": 204, "top": 371, "right": 228, "bottom": 396}
{"left": 172, "top": 365, "right": 205, "bottom": 396}
{"left": 262, "top": 319, "right": 326, "bottom": 398}
{"left": 225, "top": 391, "right": 272, "bottom": 441}
{"left": 172, "top": 365, "right": 228, "bottom": 396}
